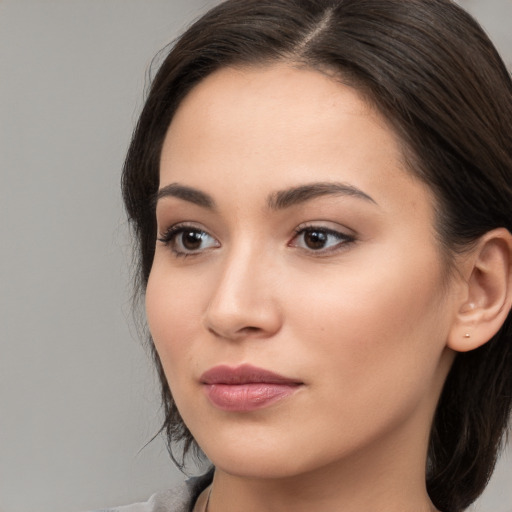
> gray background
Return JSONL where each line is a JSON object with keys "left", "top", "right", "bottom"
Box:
{"left": 0, "top": 1, "right": 510, "bottom": 512}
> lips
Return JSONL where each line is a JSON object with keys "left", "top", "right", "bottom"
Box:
{"left": 200, "top": 364, "right": 303, "bottom": 412}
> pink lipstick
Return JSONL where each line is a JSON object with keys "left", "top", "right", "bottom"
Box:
{"left": 200, "top": 364, "right": 302, "bottom": 412}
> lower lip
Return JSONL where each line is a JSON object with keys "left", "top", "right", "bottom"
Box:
{"left": 203, "top": 383, "right": 300, "bottom": 412}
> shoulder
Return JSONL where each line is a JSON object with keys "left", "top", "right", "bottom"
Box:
{"left": 93, "top": 486, "right": 189, "bottom": 512}
{"left": 86, "top": 472, "right": 213, "bottom": 512}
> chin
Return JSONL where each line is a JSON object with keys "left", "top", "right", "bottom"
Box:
{"left": 195, "top": 427, "right": 354, "bottom": 482}
{"left": 211, "top": 452, "right": 314, "bottom": 481}
{"left": 196, "top": 431, "right": 307, "bottom": 478}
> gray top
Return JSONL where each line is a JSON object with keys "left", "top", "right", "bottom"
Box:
{"left": 89, "top": 473, "right": 212, "bottom": 512}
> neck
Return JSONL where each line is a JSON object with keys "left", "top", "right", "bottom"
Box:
{"left": 209, "top": 466, "right": 436, "bottom": 512}
{"left": 206, "top": 417, "right": 439, "bottom": 512}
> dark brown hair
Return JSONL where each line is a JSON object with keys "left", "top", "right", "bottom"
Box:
{"left": 122, "top": 1, "right": 512, "bottom": 511}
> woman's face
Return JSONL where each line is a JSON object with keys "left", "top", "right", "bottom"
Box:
{"left": 146, "top": 65, "right": 459, "bottom": 480}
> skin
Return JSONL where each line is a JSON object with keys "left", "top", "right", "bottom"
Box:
{"left": 146, "top": 64, "right": 466, "bottom": 512}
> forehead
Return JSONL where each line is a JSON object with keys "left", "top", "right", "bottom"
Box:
{"left": 164, "top": 64, "right": 386, "bottom": 154}
{"left": 159, "top": 64, "right": 431, "bottom": 218}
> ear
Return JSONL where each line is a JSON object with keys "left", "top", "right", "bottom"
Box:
{"left": 448, "top": 228, "right": 512, "bottom": 352}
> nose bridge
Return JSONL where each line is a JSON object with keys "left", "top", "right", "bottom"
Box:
{"left": 203, "top": 236, "right": 281, "bottom": 339}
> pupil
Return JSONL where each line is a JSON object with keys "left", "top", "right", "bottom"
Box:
{"left": 305, "top": 230, "right": 327, "bottom": 249}
{"left": 182, "top": 230, "right": 203, "bottom": 250}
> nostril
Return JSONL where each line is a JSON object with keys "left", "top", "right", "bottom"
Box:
{"left": 241, "top": 326, "right": 261, "bottom": 334}
{"left": 207, "top": 324, "right": 262, "bottom": 340}
{"left": 203, "top": 295, "right": 282, "bottom": 340}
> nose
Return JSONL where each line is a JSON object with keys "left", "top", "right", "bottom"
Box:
{"left": 202, "top": 247, "right": 282, "bottom": 341}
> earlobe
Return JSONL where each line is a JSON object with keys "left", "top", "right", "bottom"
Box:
{"left": 448, "top": 228, "right": 512, "bottom": 352}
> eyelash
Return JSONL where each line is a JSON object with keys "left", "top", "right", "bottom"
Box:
{"left": 157, "top": 224, "right": 219, "bottom": 258}
{"left": 290, "top": 225, "right": 356, "bottom": 255}
{"left": 157, "top": 223, "right": 356, "bottom": 258}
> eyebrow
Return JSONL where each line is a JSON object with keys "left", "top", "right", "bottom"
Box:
{"left": 155, "top": 183, "right": 216, "bottom": 209}
{"left": 155, "top": 181, "right": 376, "bottom": 211}
{"left": 267, "top": 182, "right": 377, "bottom": 210}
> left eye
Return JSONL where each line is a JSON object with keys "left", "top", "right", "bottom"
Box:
{"left": 291, "top": 227, "right": 354, "bottom": 252}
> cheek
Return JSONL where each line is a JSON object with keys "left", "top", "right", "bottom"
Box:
{"left": 275, "top": 269, "right": 448, "bottom": 458}
{"left": 287, "top": 247, "right": 450, "bottom": 402}
{"left": 145, "top": 262, "right": 207, "bottom": 380}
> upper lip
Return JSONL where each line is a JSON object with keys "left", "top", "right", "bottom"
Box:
{"left": 200, "top": 364, "right": 302, "bottom": 385}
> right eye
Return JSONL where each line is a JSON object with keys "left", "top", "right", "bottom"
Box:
{"left": 158, "top": 225, "right": 220, "bottom": 257}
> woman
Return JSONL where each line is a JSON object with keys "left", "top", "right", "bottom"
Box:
{"left": 108, "top": 0, "right": 512, "bottom": 511}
